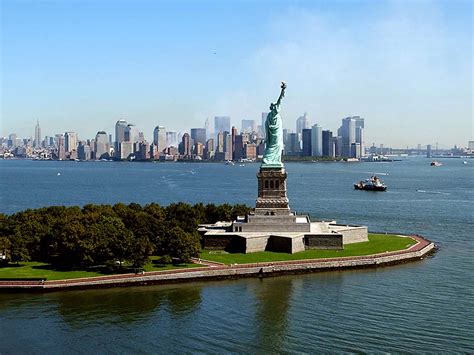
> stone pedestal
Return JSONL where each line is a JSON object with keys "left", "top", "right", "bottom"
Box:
{"left": 255, "top": 167, "right": 290, "bottom": 215}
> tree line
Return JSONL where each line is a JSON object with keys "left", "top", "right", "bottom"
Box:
{"left": 0, "top": 202, "right": 251, "bottom": 270}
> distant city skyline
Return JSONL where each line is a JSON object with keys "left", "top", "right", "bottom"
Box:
{"left": 1, "top": 0, "right": 472, "bottom": 147}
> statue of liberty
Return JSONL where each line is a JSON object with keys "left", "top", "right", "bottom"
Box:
{"left": 262, "top": 81, "right": 286, "bottom": 167}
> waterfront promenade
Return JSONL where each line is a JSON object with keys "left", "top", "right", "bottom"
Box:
{"left": 0, "top": 235, "right": 434, "bottom": 291}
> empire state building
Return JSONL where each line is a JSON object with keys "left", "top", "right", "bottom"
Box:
{"left": 34, "top": 119, "right": 41, "bottom": 148}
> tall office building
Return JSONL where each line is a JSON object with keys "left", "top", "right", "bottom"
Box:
{"left": 166, "top": 131, "right": 178, "bottom": 147}
{"left": 286, "top": 133, "right": 300, "bottom": 155}
{"left": 34, "top": 119, "right": 41, "bottom": 148}
{"left": 283, "top": 128, "right": 290, "bottom": 151}
{"left": 64, "top": 132, "right": 78, "bottom": 153}
{"left": 205, "top": 138, "right": 214, "bottom": 159}
{"left": 182, "top": 133, "right": 193, "bottom": 156}
{"left": 296, "top": 113, "right": 310, "bottom": 135}
{"left": 95, "top": 131, "right": 108, "bottom": 159}
{"left": 216, "top": 132, "right": 225, "bottom": 154}
{"left": 231, "top": 126, "right": 237, "bottom": 159}
{"left": 302, "top": 128, "right": 312, "bottom": 157}
{"left": 153, "top": 126, "right": 167, "bottom": 152}
{"left": 354, "top": 116, "right": 364, "bottom": 129}
{"left": 125, "top": 124, "right": 139, "bottom": 143}
{"left": 120, "top": 142, "right": 134, "bottom": 160}
{"left": 204, "top": 118, "right": 212, "bottom": 141}
{"left": 322, "top": 130, "right": 334, "bottom": 157}
{"left": 8, "top": 134, "right": 17, "bottom": 148}
{"left": 224, "top": 131, "right": 233, "bottom": 161}
{"left": 115, "top": 119, "right": 128, "bottom": 157}
{"left": 353, "top": 116, "right": 365, "bottom": 157}
{"left": 58, "top": 135, "right": 66, "bottom": 160}
{"left": 77, "top": 141, "right": 91, "bottom": 160}
{"left": 311, "top": 124, "right": 322, "bottom": 157}
{"left": 241, "top": 119, "right": 256, "bottom": 133}
{"left": 214, "top": 116, "right": 230, "bottom": 137}
{"left": 356, "top": 126, "right": 364, "bottom": 157}
{"left": 340, "top": 117, "right": 356, "bottom": 157}
{"left": 234, "top": 135, "right": 245, "bottom": 160}
{"left": 190, "top": 128, "right": 206, "bottom": 145}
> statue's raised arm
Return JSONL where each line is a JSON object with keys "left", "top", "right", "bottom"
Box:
{"left": 276, "top": 81, "right": 286, "bottom": 108}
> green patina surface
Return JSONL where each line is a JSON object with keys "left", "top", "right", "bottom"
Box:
{"left": 0, "top": 256, "right": 200, "bottom": 281}
{"left": 200, "top": 234, "right": 417, "bottom": 265}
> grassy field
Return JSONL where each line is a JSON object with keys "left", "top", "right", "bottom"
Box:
{"left": 0, "top": 256, "right": 200, "bottom": 281}
{"left": 200, "top": 234, "right": 417, "bottom": 265}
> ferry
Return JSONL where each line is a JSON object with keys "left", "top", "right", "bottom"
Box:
{"left": 354, "top": 175, "right": 387, "bottom": 191}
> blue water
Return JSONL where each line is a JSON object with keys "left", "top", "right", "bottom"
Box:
{"left": 0, "top": 158, "right": 473, "bottom": 353}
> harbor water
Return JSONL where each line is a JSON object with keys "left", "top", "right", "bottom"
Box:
{"left": 0, "top": 158, "right": 472, "bottom": 353}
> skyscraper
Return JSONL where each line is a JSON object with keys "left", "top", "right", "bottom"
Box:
{"left": 224, "top": 131, "right": 233, "bottom": 161}
{"left": 302, "top": 128, "right": 312, "bottom": 157}
{"left": 64, "top": 132, "right": 78, "bottom": 153}
{"left": 34, "top": 119, "right": 41, "bottom": 148}
{"left": 356, "top": 126, "right": 364, "bottom": 157}
{"left": 166, "top": 131, "right": 178, "bottom": 147}
{"left": 190, "top": 128, "right": 206, "bottom": 145}
{"left": 95, "top": 131, "right": 108, "bottom": 159}
{"left": 204, "top": 118, "right": 212, "bottom": 141}
{"left": 354, "top": 116, "right": 365, "bottom": 157}
{"left": 180, "top": 133, "right": 192, "bottom": 156}
{"left": 322, "top": 130, "right": 333, "bottom": 157}
{"left": 153, "top": 126, "right": 167, "bottom": 152}
{"left": 58, "top": 135, "right": 66, "bottom": 160}
{"left": 77, "top": 141, "right": 91, "bottom": 160}
{"left": 340, "top": 117, "right": 356, "bottom": 157}
{"left": 216, "top": 132, "right": 225, "bottom": 154}
{"left": 234, "top": 135, "right": 245, "bottom": 160}
{"left": 296, "top": 113, "right": 310, "bottom": 135}
{"left": 311, "top": 124, "right": 322, "bottom": 157}
{"left": 115, "top": 119, "right": 128, "bottom": 157}
{"left": 241, "top": 119, "right": 256, "bottom": 133}
{"left": 214, "top": 116, "right": 230, "bottom": 138}
{"left": 125, "top": 124, "right": 139, "bottom": 143}
{"left": 286, "top": 133, "right": 300, "bottom": 155}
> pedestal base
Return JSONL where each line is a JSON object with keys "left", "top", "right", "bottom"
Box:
{"left": 255, "top": 167, "right": 290, "bottom": 215}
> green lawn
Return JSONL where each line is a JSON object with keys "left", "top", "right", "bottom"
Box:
{"left": 0, "top": 256, "right": 200, "bottom": 281}
{"left": 200, "top": 233, "right": 417, "bottom": 265}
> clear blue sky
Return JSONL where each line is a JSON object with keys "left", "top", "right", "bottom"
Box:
{"left": 1, "top": 0, "right": 472, "bottom": 148}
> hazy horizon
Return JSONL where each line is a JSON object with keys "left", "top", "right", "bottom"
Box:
{"left": 1, "top": 0, "right": 472, "bottom": 148}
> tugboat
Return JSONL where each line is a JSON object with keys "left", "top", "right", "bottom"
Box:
{"left": 354, "top": 175, "right": 387, "bottom": 191}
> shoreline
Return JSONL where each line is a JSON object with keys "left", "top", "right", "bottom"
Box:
{"left": 0, "top": 235, "right": 436, "bottom": 292}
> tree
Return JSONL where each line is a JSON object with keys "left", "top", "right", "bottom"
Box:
{"left": 165, "top": 226, "right": 201, "bottom": 263}
{"left": 166, "top": 203, "right": 200, "bottom": 233}
{"left": 0, "top": 236, "right": 11, "bottom": 264}
{"left": 128, "top": 234, "right": 154, "bottom": 269}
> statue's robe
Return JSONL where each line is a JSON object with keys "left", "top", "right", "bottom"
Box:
{"left": 262, "top": 105, "right": 283, "bottom": 166}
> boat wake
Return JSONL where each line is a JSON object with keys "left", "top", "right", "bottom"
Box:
{"left": 416, "top": 190, "right": 451, "bottom": 195}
